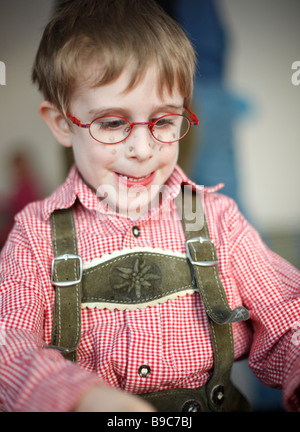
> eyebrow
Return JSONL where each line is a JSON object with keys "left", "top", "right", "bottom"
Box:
{"left": 88, "top": 104, "right": 184, "bottom": 118}
{"left": 88, "top": 107, "right": 127, "bottom": 117}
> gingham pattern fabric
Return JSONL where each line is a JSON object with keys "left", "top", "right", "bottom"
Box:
{"left": 0, "top": 165, "right": 299, "bottom": 412}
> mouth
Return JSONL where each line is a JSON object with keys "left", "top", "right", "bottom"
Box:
{"left": 115, "top": 171, "right": 155, "bottom": 187}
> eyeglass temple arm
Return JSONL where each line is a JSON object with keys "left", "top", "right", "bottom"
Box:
{"left": 184, "top": 106, "right": 199, "bottom": 126}
{"left": 66, "top": 112, "right": 90, "bottom": 128}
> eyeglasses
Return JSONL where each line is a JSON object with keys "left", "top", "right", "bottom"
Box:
{"left": 66, "top": 106, "right": 199, "bottom": 145}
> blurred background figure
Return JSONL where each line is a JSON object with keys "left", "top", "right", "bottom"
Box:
{"left": 156, "top": 0, "right": 249, "bottom": 214}
{"left": 0, "top": 150, "right": 43, "bottom": 248}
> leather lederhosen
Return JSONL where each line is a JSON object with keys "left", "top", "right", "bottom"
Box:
{"left": 49, "top": 187, "right": 251, "bottom": 412}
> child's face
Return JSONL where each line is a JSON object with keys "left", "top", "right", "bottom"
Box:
{"left": 68, "top": 65, "right": 183, "bottom": 218}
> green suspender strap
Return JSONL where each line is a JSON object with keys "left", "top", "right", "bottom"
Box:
{"left": 50, "top": 208, "right": 82, "bottom": 362}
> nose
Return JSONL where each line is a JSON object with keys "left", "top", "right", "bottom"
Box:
{"left": 125, "top": 124, "right": 155, "bottom": 162}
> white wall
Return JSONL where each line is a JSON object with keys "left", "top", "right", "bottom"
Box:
{"left": 0, "top": 0, "right": 299, "bottom": 231}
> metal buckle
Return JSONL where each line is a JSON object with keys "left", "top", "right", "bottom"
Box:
{"left": 51, "top": 254, "right": 83, "bottom": 287}
{"left": 186, "top": 237, "right": 219, "bottom": 267}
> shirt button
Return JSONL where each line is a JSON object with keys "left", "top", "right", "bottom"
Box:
{"left": 211, "top": 385, "right": 225, "bottom": 406}
{"left": 138, "top": 365, "right": 151, "bottom": 378}
{"left": 182, "top": 400, "right": 202, "bottom": 412}
{"left": 132, "top": 226, "right": 140, "bottom": 238}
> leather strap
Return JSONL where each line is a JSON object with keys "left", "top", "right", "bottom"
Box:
{"left": 176, "top": 187, "right": 249, "bottom": 411}
{"left": 176, "top": 188, "right": 249, "bottom": 325}
{"left": 50, "top": 208, "right": 82, "bottom": 362}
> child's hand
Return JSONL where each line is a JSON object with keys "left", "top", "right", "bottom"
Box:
{"left": 74, "top": 385, "right": 156, "bottom": 412}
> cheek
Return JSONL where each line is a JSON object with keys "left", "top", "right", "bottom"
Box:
{"left": 74, "top": 138, "right": 121, "bottom": 165}
{"left": 158, "top": 143, "right": 179, "bottom": 162}
{"left": 90, "top": 146, "right": 118, "bottom": 162}
{"left": 109, "top": 147, "right": 118, "bottom": 156}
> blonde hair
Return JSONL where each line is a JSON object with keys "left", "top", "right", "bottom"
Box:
{"left": 32, "top": 0, "right": 196, "bottom": 113}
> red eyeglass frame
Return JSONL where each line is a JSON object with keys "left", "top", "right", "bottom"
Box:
{"left": 66, "top": 106, "right": 199, "bottom": 144}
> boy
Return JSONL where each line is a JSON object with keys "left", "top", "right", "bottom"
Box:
{"left": 0, "top": 0, "right": 299, "bottom": 412}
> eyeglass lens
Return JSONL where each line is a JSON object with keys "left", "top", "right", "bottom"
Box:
{"left": 89, "top": 115, "right": 190, "bottom": 144}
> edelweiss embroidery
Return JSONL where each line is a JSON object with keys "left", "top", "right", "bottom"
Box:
{"left": 112, "top": 258, "right": 161, "bottom": 298}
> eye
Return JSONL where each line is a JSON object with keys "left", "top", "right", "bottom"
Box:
{"left": 153, "top": 117, "right": 175, "bottom": 128}
{"left": 93, "top": 117, "right": 129, "bottom": 130}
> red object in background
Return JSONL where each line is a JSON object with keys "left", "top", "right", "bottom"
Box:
{"left": 0, "top": 152, "right": 42, "bottom": 248}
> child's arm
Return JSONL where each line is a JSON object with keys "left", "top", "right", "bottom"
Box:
{"left": 0, "top": 227, "right": 94, "bottom": 411}
{"left": 73, "top": 385, "right": 155, "bottom": 412}
{"left": 0, "top": 222, "right": 153, "bottom": 412}
{"left": 227, "top": 202, "right": 300, "bottom": 411}
{"left": 1, "top": 329, "right": 153, "bottom": 412}
{"left": 283, "top": 347, "right": 300, "bottom": 412}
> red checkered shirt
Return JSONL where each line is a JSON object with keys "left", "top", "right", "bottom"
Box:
{"left": 0, "top": 165, "right": 299, "bottom": 412}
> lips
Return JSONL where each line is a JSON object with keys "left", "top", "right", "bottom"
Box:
{"left": 115, "top": 171, "right": 155, "bottom": 187}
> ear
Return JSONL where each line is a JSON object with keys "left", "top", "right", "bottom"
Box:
{"left": 39, "top": 101, "right": 73, "bottom": 148}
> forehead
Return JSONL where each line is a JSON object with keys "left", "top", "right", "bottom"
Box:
{"left": 70, "top": 62, "right": 184, "bottom": 113}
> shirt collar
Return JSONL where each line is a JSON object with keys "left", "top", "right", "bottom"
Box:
{"left": 41, "top": 164, "right": 224, "bottom": 221}
{"left": 42, "top": 165, "right": 99, "bottom": 220}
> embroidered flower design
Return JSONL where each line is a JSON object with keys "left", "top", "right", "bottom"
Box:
{"left": 113, "top": 258, "right": 161, "bottom": 299}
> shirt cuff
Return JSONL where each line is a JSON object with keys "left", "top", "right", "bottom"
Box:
{"left": 283, "top": 351, "right": 300, "bottom": 412}
{"left": 14, "top": 348, "right": 105, "bottom": 412}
